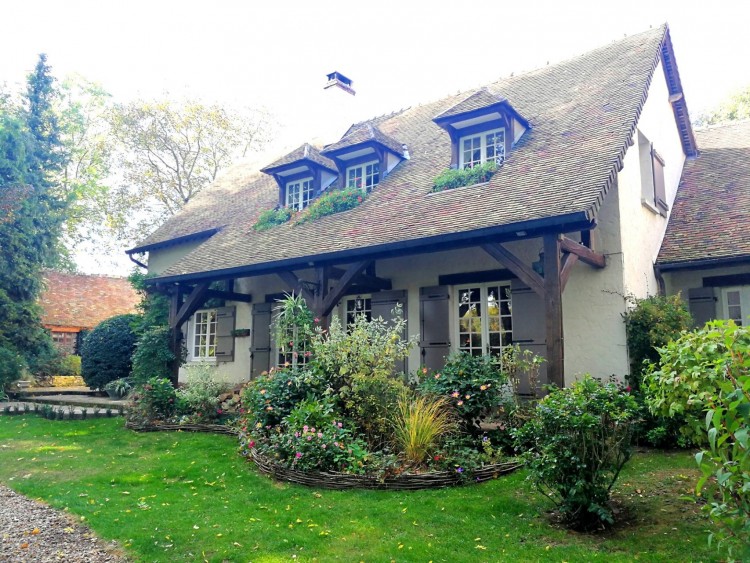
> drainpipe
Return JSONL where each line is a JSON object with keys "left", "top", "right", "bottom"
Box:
{"left": 653, "top": 264, "right": 666, "bottom": 296}
{"left": 127, "top": 251, "right": 148, "bottom": 270}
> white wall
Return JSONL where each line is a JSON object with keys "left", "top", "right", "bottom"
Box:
{"left": 663, "top": 264, "right": 750, "bottom": 321}
{"left": 147, "top": 240, "right": 206, "bottom": 275}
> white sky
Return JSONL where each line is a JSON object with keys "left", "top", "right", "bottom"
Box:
{"left": 2, "top": 0, "right": 749, "bottom": 274}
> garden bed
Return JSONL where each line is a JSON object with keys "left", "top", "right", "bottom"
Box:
{"left": 125, "top": 420, "right": 238, "bottom": 436}
{"left": 250, "top": 448, "right": 522, "bottom": 490}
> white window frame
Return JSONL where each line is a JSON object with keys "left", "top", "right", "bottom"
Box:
{"left": 722, "top": 286, "right": 750, "bottom": 326}
{"left": 458, "top": 128, "right": 505, "bottom": 169}
{"left": 190, "top": 309, "right": 218, "bottom": 361}
{"left": 286, "top": 177, "right": 314, "bottom": 211}
{"left": 343, "top": 294, "right": 373, "bottom": 327}
{"left": 346, "top": 160, "right": 380, "bottom": 191}
{"left": 453, "top": 282, "right": 513, "bottom": 357}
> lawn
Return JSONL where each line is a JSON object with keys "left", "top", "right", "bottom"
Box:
{"left": 0, "top": 416, "right": 717, "bottom": 562}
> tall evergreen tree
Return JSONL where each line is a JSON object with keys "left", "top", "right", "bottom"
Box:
{"left": 0, "top": 54, "right": 67, "bottom": 383}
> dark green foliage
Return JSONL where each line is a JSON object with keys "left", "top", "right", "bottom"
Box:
{"left": 622, "top": 294, "right": 692, "bottom": 390}
{"left": 253, "top": 207, "right": 292, "bottom": 231}
{"left": 36, "top": 352, "right": 82, "bottom": 380}
{"left": 623, "top": 294, "right": 693, "bottom": 449}
{"left": 130, "top": 326, "right": 174, "bottom": 383}
{"left": 0, "top": 55, "right": 67, "bottom": 376}
{"left": 80, "top": 314, "right": 139, "bottom": 390}
{"left": 514, "top": 376, "right": 638, "bottom": 530}
{"left": 432, "top": 161, "right": 496, "bottom": 192}
{"left": 295, "top": 187, "right": 365, "bottom": 224}
{"left": 0, "top": 347, "right": 27, "bottom": 395}
{"left": 128, "top": 270, "right": 174, "bottom": 382}
{"left": 418, "top": 353, "right": 508, "bottom": 434}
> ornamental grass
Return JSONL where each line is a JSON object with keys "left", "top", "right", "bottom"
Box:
{"left": 392, "top": 393, "right": 456, "bottom": 466}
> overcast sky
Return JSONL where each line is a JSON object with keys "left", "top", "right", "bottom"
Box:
{"left": 2, "top": 0, "right": 749, "bottom": 274}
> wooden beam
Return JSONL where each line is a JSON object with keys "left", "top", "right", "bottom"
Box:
{"left": 560, "top": 253, "right": 579, "bottom": 292}
{"left": 543, "top": 234, "right": 564, "bottom": 388}
{"left": 276, "top": 271, "right": 315, "bottom": 303}
{"left": 168, "top": 288, "right": 183, "bottom": 387}
{"left": 314, "top": 265, "right": 330, "bottom": 317}
{"left": 171, "top": 282, "right": 210, "bottom": 329}
{"left": 481, "top": 243, "right": 545, "bottom": 297}
{"left": 319, "top": 260, "right": 371, "bottom": 317}
{"left": 329, "top": 266, "right": 392, "bottom": 291}
{"left": 560, "top": 236, "right": 605, "bottom": 268}
{"left": 204, "top": 289, "right": 253, "bottom": 303}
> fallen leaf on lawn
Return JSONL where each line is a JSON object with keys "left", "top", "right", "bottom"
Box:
{"left": 20, "top": 542, "right": 29, "bottom": 549}
{"left": 31, "top": 528, "right": 40, "bottom": 535}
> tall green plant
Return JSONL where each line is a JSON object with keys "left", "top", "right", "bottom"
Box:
{"left": 514, "top": 376, "right": 638, "bottom": 530}
{"left": 392, "top": 393, "right": 456, "bottom": 467}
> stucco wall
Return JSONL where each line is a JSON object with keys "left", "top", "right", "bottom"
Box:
{"left": 147, "top": 240, "right": 206, "bottom": 275}
{"left": 663, "top": 264, "right": 750, "bottom": 322}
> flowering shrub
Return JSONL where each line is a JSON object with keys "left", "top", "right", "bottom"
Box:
{"left": 514, "top": 376, "right": 638, "bottom": 530}
{"left": 128, "top": 377, "right": 178, "bottom": 423}
{"left": 418, "top": 353, "right": 508, "bottom": 434}
{"left": 432, "top": 161, "right": 497, "bottom": 192}
{"left": 253, "top": 207, "right": 292, "bottom": 231}
{"left": 241, "top": 367, "right": 328, "bottom": 428}
{"left": 294, "top": 187, "right": 365, "bottom": 225}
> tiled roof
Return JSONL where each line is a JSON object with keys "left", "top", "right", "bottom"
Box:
{"left": 39, "top": 271, "right": 140, "bottom": 329}
{"left": 657, "top": 120, "right": 750, "bottom": 266}
{"left": 322, "top": 123, "right": 404, "bottom": 157}
{"left": 140, "top": 25, "right": 692, "bottom": 282}
{"left": 434, "top": 88, "right": 506, "bottom": 120}
{"left": 260, "top": 143, "right": 337, "bottom": 174}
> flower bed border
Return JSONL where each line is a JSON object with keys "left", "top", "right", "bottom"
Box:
{"left": 125, "top": 421, "right": 522, "bottom": 490}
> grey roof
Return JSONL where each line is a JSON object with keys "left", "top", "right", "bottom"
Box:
{"left": 260, "top": 143, "right": 337, "bottom": 174}
{"left": 658, "top": 120, "right": 750, "bottom": 267}
{"left": 136, "top": 25, "right": 696, "bottom": 282}
{"left": 322, "top": 123, "right": 404, "bottom": 157}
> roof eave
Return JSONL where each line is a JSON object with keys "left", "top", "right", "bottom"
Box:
{"left": 146, "top": 211, "right": 593, "bottom": 285}
{"left": 126, "top": 228, "right": 219, "bottom": 255}
{"left": 656, "top": 254, "right": 750, "bottom": 272}
{"left": 660, "top": 26, "right": 699, "bottom": 158}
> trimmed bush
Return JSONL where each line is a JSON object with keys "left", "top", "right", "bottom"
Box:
{"left": 514, "top": 376, "right": 638, "bottom": 530}
{"left": 128, "top": 377, "right": 178, "bottom": 423}
{"left": 80, "top": 314, "right": 139, "bottom": 390}
{"left": 0, "top": 346, "right": 26, "bottom": 397}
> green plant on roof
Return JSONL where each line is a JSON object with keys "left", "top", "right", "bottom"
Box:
{"left": 253, "top": 207, "right": 293, "bottom": 231}
{"left": 294, "top": 187, "right": 366, "bottom": 225}
{"left": 432, "top": 161, "right": 497, "bottom": 193}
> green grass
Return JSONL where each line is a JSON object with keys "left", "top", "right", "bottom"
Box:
{"left": 0, "top": 416, "right": 718, "bottom": 562}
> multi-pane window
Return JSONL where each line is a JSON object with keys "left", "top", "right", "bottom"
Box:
{"left": 456, "top": 283, "right": 512, "bottom": 357}
{"left": 346, "top": 161, "right": 380, "bottom": 191}
{"left": 286, "top": 178, "right": 314, "bottom": 211}
{"left": 723, "top": 287, "right": 749, "bottom": 326}
{"left": 192, "top": 309, "right": 218, "bottom": 360}
{"left": 345, "top": 296, "right": 372, "bottom": 326}
{"left": 51, "top": 331, "right": 77, "bottom": 355}
{"left": 459, "top": 129, "right": 505, "bottom": 169}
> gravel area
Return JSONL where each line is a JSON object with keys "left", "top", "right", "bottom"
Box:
{"left": 0, "top": 485, "right": 127, "bottom": 562}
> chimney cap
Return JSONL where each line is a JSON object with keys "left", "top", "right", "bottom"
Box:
{"left": 324, "top": 71, "right": 355, "bottom": 96}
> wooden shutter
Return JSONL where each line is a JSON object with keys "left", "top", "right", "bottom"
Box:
{"left": 371, "top": 290, "right": 408, "bottom": 375}
{"left": 250, "top": 303, "right": 273, "bottom": 377}
{"left": 419, "top": 286, "right": 451, "bottom": 372}
{"left": 652, "top": 146, "right": 668, "bottom": 215}
{"left": 687, "top": 287, "right": 716, "bottom": 328}
{"left": 214, "top": 306, "right": 236, "bottom": 363}
{"left": 510, "top": 279, "right": 548, "bottom": 392}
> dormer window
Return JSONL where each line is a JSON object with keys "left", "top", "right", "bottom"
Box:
{"left": 460, "top": 129, "right": 505, "bottom": 169}
{"left": 286, "top": 177, "right": 314, "bottom": 210}
{"left": 346, "top": 160, "right": 380, "bottom": 191}
{"left": 261, "top": 144, "right": 338, "bottom": 209}
{"left": 433, "top": 88, "right": 529, "bottom": 171}
{"left": 323, "top": 124, "right": 406, "bottom": 190}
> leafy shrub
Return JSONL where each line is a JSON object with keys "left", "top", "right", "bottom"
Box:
{"left": 128, "top": 377, "right": 177, "bottom": 422}
{"left": 645, "top": 319, "right": 749, "bottom": 557}
{"left": 0, "top": 346, "right": 26, "bottom": 397}
{"left": 432, "top": 161, "right": 496, "bottom": 192}
{"left": 514, "top": 376, "right": 638, "bottom": 530}
{"left": 312, "top": 308, "right": 416, "bottom": 447}
{"left": 80, "top": 314, "right": 139, "bottom": 390}
{"left": 104, "top": 377, "right": 132, "bottom": 396}
{"left": 623, "top": 294, "right": 692, "bottom": 390}
{"left": 295, "top": 187, "right": 366, "bottom": 225}
{"left": 177, "top": 364, "right": 229, "bottom": 422}
{"left": 273, "top": 293, "right": 315, "bottom": 370}
{"left": 392, "top": 393, "right": 456, "bottom": 466}
{"left": 35, "top": 353, "right": 82, "bottom": 384}
{"left": 253, "top": 207, "right": 293, "bottom": 231}
{"left": 131, "top": 326, "right": 175, "bottom": 383}
{"left": 418, "top": 353, "right": 508, "bottom": 434}
{"left": 241, "top": 367, "right": 328, "bottom": 429}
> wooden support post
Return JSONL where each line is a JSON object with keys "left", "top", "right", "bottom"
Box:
{"left": 168, "top": 287, "right": 182, "bottom": 387}
{"left": 481, "top": 243, "right": 545, "bottom": 297}
{"left": 314, "top": 265, "right": 330, "bottom": 329}
{"left": 560, "top": 253, "right": 579, "bottom": 292}
{"left": 543, "top": 234, "right": 564, "bottom": 388}
{"left": 319, "top": 260, "right": 371, "bottom": 318}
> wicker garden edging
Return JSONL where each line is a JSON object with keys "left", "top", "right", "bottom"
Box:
{"left": 125, "top": 421, "right": 522, "bottom": 490}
